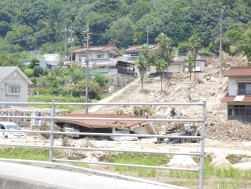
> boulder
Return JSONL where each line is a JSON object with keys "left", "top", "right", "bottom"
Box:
{"left": 233, "top": 162, "right": 251, "bottom": 170}
{"left": 167, "top": 155, "right": 197, "bottom": 168}
{"left": 211, "top": 155, "right": 232, "bottom": 168}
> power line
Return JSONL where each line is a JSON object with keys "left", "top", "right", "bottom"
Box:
{"left": 0, "top": 32, "right": 54, "bottom": 45}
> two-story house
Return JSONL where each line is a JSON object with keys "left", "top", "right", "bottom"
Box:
{"left": 222, "top": 67, "right": 251, "bottom": 122}
{"left": 124, "top": 44, "right": 159, "bottom": 62}
{"left": 124, "top": 45, "right": 206, "bottom": 74}
{"left": 73, "top": 44, "right": 121, "bottom": 75}
{"left": 0, "top": 67, "right": 32, "bottom": 109}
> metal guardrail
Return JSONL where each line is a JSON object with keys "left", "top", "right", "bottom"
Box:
{"left": 0, "top": 101, "right": 206, "bottom": 189}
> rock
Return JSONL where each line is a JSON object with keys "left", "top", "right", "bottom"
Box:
{"left": 167, "top": 155, "right": 197, "bottom": 168}
{"left": 209, "top": 91, "right": 215, "bottom": 96}
{"left": 233, "top": 162, "right": 251, "bottom": 170}
{"left": 211, "top": 155, "right": 232, "bottom": 168}
{"left": 240, "top": 158, "right": 251, "bottom": 163}
{"left": 205, "top": 76, "right": 211, "bottom": 80}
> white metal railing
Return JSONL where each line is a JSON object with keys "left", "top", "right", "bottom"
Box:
{"left": 0, "top": 101, "right": 206, "bottom": 189}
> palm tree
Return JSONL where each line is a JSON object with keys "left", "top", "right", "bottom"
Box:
{"left": 156, "top": 33, "right": 173, "bottom": 57}
{"left": 188, "top": 35, "right": 202, "bottom": 58}
{"left": 154, "top": 55, "right": 168, "bottom": 92}
{"left": 137, "top": 44, "right": 150, "bottom": 92}
{"left": 185, "top": 55, "right": 196, "bottom": 87}
{"left": 187, "top": 35, "right": 202, "bottom": 83}
{"left": 155, "top": 33, "right": 173, "bottom": 91}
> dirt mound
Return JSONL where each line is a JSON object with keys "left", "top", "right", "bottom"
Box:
{"left": 206, "top": 120, "right": 251, "bottom": 141}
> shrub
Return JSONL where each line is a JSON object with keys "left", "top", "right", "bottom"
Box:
{"left": 33, "top": 66, "right": 44, "bottom": 77}
{"left": 24, "top": 68, "right": 34, "bottom": 77}
{"left": 133, "top": 106, "right": 154, "bottom": 116}
{"left": 178, "top": 42, "right": 190, "bottom": 54}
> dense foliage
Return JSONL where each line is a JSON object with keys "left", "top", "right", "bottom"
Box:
{"left": 0, "top": 0, "right": 250, "bottom": 54}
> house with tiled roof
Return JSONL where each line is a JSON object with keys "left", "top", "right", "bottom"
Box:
{"left": 124, "top": 45, "right": 206, "bottom": 74}
{"left": 0, "top": 67, "right": 32, "bottom": 108}
{"left": 124, "top": 44, "right": 159, "bottom": 62}
{"left": 73, "top": 44, "right": 136, "bottom": 76}
{"left": 221, "top": 66, "right": 251, "bottom": 122}
{"left": 55, "top": 114, "right": 157, "bottom": 140}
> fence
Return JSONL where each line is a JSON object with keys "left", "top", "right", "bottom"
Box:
{"left": 0, "top": 101, "right": 206, "bottom": 189}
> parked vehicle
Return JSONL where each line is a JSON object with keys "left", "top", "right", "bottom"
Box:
{"left": 0, "top": 122, "right": 26, "bottom": 139}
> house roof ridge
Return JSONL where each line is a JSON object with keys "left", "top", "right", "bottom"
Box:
{"left": 0, "top": 66, "right": 32, "bottom": 84}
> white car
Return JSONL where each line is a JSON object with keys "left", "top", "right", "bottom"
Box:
{"left": 0, "top": 122, "right": 26, "bottom": 139}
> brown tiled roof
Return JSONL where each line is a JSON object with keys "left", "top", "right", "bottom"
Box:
{"left": 224, "top": 67, "right": 251, "bottom": 77}
{"left": 73, "top": 44, "right": 121, "bottom": 55}
{"left": 56, "top": 114, "right": 147, "bottom": 129}
{"left": 221, "top": 96, "right": 251, "bottom": 103}
{"left": 125, "top": 44, "right": 159, "bottom": 53}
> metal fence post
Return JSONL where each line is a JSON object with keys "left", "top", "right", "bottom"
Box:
{"left": 49, "top": 100, "right": 56, "bottom": 162}
{"left": 199, "top": 101, "right": 206, "bottom": 189}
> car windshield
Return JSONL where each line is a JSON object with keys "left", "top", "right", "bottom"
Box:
{"left": 6, "top": 125, "right": 21, "bottom": 130}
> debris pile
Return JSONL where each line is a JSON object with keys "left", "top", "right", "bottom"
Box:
{"left": 96, "top": 55, "right": 251, "bottom": 142}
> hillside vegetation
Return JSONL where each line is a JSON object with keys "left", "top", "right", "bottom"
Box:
{"left": 0, "top": 0, "right": 250, "bottom": 54}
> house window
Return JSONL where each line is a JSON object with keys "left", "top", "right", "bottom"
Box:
{"left": 228, "top": 105, "right": 251, "bottom": 122}
{"left": 6, "top": 86, "right": 20, "bottom": 95}
{"left": 238, "top": 83, "right": 251, "bottom": 95}
{"left": 97, "top": 54, "right": 104, "bottom": 58}
{"left": 130, "top": 53, "right": 139, "bottom": 57}
{"left": 109, "top": 53, "right": 115, "bottom": 58}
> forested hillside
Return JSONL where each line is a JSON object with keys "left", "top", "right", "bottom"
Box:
{"left": 0, "top": 0, "right": 250, "bottom": 54}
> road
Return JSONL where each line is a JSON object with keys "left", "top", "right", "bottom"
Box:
{"left": 0, "top": 161, "right": 187, "bottom": 189}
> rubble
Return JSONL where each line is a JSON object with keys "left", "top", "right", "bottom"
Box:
{"left": 94, "top": 55, "right": 251, "bottom": 142}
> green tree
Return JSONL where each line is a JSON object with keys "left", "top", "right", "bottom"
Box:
{"left": 155, "top": 33, "right": 173, "bottom": 92}
{"left": 73, "top": 80, "right": 101, "bottom": 99}
{"left": 239, "top": 28, "right": 251, "bottom": 64}
{"left": 185, "top": 55, "right": 196, "bottom": 87}
{"left": 33, "top": 66, "right": 44, "bottom": 77}
{"left": 29, "top": 58, "right": 40, "bottom": 69}
{"left": 188, "top": 35, "right": 202, "bottom": 58}
{"left": 154, "top": 55, "right": 169, "bottom": 92}
{"left": 106, "top": 17, "right": 134, "bottom": 48}
{"left": 137, "top": 44, "right": 151, "bottom": 92}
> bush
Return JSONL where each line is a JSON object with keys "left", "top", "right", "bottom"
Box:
{"left": 33, "top": 66, "right": 44, "bottom": 77}
{"left": 178, "top": 42, "right": 190, "bottom": 54}
{"left": 24, "top": 68, "right": 34, "bottom": 77}
{"left": 133, "top": 106, "right": 154, "bottom": 116}
{"left": 198, "top": 49, "right": 211, "bottom": 57}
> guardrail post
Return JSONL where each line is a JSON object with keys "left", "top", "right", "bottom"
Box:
{"left": 199, "top": 101, "right": 206, "bottom": 189}
{"left": 49, "top": 100, "right": 56, "bottom": 162}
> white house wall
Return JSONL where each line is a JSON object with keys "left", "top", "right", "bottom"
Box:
{"left": 228, "top": 78, "right": 251, "bottom": 96}
{"left": 1, "top": 71, "right": 29, "bottom": 105}
{"left": 76, "top": 51, "right": 117, "bottom": 62}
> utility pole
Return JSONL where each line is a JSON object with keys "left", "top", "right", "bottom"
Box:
{"left": 84, "top": 24, "right": 91, "bottom": 114}
{"left": 219, "top": 9, "right": 224, "bottom": 77}
{"left": 64, "top": 28, "right": 67, "bottom": 61}
{"left": 146, "top": 25, "right": 149, "bottom": 45}
{"left": 69, "top": 26, "right": 74, "bottom": 62}
{"left": 64, "top": 27, "right": 74, "bottom": 62}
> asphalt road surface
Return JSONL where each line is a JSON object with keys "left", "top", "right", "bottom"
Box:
{"left": 0, "top": 161, "right": 187, "bottom": 189}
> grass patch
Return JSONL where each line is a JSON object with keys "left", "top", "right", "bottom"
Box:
{"left": 0, "top": 147, "right": 63, "bottom": 161}
{"left": 29, "top": 96, "right": 85, "bottom": 112}
{"left": 226, "top": 154, "right": 251, "bottom": 164}
{"left": 105, "top": 153, "right": 168, "bottom": 177}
